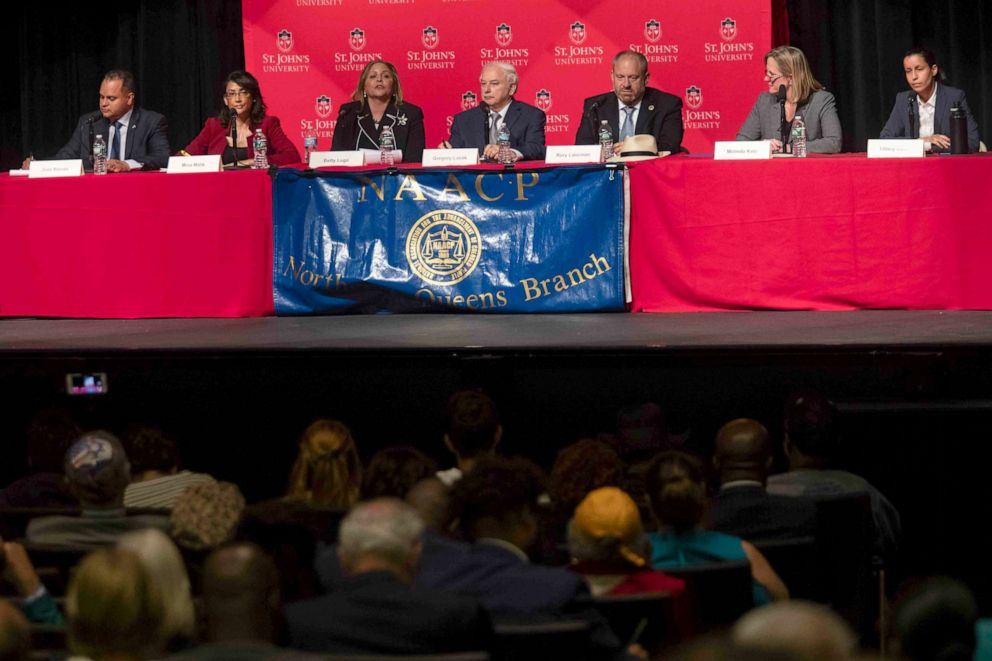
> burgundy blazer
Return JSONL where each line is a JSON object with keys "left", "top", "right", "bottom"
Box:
{"left": 183, "top": 115, "right": 301, "bottom": 166}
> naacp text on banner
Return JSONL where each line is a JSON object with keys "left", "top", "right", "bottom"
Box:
{"left": 714, "top": 141, "right": 771, "bottom": 160}
{"left": 309, "top": 151, "right": 365, "bottom": 167}
{"left": 867, "top": 139, "right": 925, "bottom": 159}
{"left": 421, "top": 148, "right": 479, "bottom": 166}
{"left": 545, "top": 145, "right": 602, "bottom": 164}
{"left": 167, "top": 155, "right": 222, "bottom": 174}
{"left": 28, "top": 160, "right": 84, "bottom": 178}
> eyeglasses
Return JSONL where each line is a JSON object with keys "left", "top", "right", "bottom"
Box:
{"left": 764, "top": 72, "right": 785, "bottom": 84}
{"left": 225, "top": 90, "right": 251, "bottom": 99}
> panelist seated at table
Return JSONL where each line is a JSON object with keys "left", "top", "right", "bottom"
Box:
{"left": 182, "top": 70, "right": 301, "bottom": 167}
{"left": 439, "top": 61, "right": 546, "bottom": 162}
{"left": 736, "top": 46, "right": 842, "bottom": 154}
{"left": 24, "top": 69, "right": 170, "bottom": 172}
{"left": 574, "top": 50, "right": 683, "bottom": 155}
{"left": 331, "top": 60, "right": 425, "bottom": 163}
{"left": 879, "top": 47, "right": 980, "bottom": 153}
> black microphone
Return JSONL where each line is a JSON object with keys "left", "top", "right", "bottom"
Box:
{"left": 86, "top": 111, "right": 101, "bottom": 158}
{"left": 777, "top": 84, "right": 789, "bottom": 146}
{"left": 479, "top": 101, "right": 491, "bottom": 145}
{"left": 229, "top": 108, "right": 240, "bottom": 169}
{"left": 585, "top": 100, "right": 602, "bottom": 143}
{"left": 907, "top": 95, "right": 916, "bottom": 139}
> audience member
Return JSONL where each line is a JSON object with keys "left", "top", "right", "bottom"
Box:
{"left": 709, "top": 418, "right": 817, "bottom": 541}
{"left": 361, "top": 446, "right": 437, "bottom": 500}
{"left": 26, "top": 431, "right": 169, "bottom": 549}
{"left": 123, "top": 426, "right": 214, "bottom": 510}
{"left": 891, "top": 576, "right": 977, "bottom": 661}
{"left": 170, "top": 480, "right": 245, "bottom": 552}
{"left": 284, "top": 419, "right": 361, "bottom": 509}
{"left": 285, "top": 498, "right": 491, "bottom": 655}
{"left": 436, "top": 390, "right": 502, "bottom": 486}
{"left": 0, "top": 600, "right": 30, "bottom": 661}
{"left": 1, "top": 541, "right": 63, "bottom": 625}
{"left": 730, "top": 600, "right": 856, "bottom": 661}
{"left": 645, "top": 450, "right": 788, "bottom": 602}
{"left": 0, "top": 406, "right": 79, "bottom": 508}
{"left": 767, "top": 391, "right": 901, "bottom": 558}
{"left": 405, "top": 476, "right": 453, "bottom": 533}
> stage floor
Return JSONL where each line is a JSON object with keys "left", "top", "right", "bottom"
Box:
{"left": 2, "top": 310, "right": 992, "bottom": 354}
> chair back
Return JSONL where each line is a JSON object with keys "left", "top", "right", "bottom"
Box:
{"left": 492, "top": 620, "right": 590, "bottom": 661}
{"left": 592, "top": 591, "right": 678, "bottom": 653}
{"left": 752, "top": 536, "right": 818, "bottom": 600}
{"left": 665, "top": 560, "right": 754, "bottom": 633}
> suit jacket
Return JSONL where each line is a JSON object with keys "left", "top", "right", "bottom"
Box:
{"left": 574, "top": 87, "right": 684, "bottom": 153}
{"left": 708, "top": 484, "right": 817, "bottom": 542}
{"left": 449, "top": 100, "right": 546, "bottom": 161}
{"left": 184, "top": 115, "right": 301, "bottom": 166}
{"left": 736, "top": 89, "right": 842, "bottom": 153}
{"left": 331, "top": 100, "right": 426, "bottom": 163}
{"left": 55, "top": 107, "right": 171, "bottom": 170}
{"left": 880, "top": 84, "right": 981, "bottom": 153}
{"left": 284, "top": 570, "right": 491, "bottom": 655}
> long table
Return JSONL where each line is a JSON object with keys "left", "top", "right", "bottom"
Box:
{"left": 3, "top": 155, "right": 991, "bottom": 318}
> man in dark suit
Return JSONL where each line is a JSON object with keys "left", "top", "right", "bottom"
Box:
{"left": 575, "top": 51, "right": 683, "bottom": 154}
{"left": 41, "top": 70, "right": 170, "bottom": 172}
{"left": 443, "top": 62, "right": 546, "bottom": 161}
{"left": 709, "top": 418, "right": 817, "bottom": 542}
{"left": 285, "top": 498, "right": 491, "bottom": 656}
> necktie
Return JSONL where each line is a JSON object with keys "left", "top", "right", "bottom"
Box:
{"left": 619, "top": 106, "right": 635, "bottom": 141}
{"left": 490, "top": 112, "right": 501, "bottom": 144}
{"left": 110, "top": 121, "right": 123, "bottom": 160}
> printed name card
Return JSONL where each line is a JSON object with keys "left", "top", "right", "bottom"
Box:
{"left": 867, "top": 139, "right": 925, "bottom": 159}
{"left": 714, "top": 141, "right": 772, "bottom": 160}
{"left": 421, "top": 148, "right": 479, "bottom": 167}
{"left": 309, "top": 151, "right": 365, "bottom": 167}
{"left": 166, "top": 155, "right": 222, "bottom": 174}
{"left": 545, "top": 145, "right": 603, "bottom": 164}
{"left": 28, "top": 160, "right": 84, "bottom": 178}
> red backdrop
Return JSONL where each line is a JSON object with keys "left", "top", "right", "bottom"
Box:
{"left": 242, "top": 0, "right": 771, "bottom": 155}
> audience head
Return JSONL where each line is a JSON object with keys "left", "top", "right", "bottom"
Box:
{"left": 337, "top": 498, "right": 425, "bottom": 583}
{"left": 170, "top": 480, "right": 245, "bottom": 551}
{"left": 67, "top": 547, "right": 164, "bottom": 661}
{"left": 405, "top": 477, "right": 452, "bottom": 532}
{"left": 616, "top": 402, "right": 673, "bottom": 458}
{"left": 116, "top": 529, "right": 195, "bottom": 647}
{"left": 892, "top": 576, "right": 977, "bottom": 661}
{"left": 123, "top": 425, "right": 179, "bottom": 479}
{"left": 549, "top": 438, "right": 624, "bottom": 515}
{"left": 444, "top": 390, "right": 502, "bottom": 465}
{"left": 286, "top": 418, "right": 361, "bottom": 509}
{"left": 26, "top": 406, "right": 81, "bottom": 473}
{"left": 731, "top": 600, "right": 856, "bottom": 661}
{"left": 202, "top": 542, "right": 281, "bottom": 643}
{"left": 763, "top": 46, "right": 823, "bottom": 105}
{"left": 568, "top": 486, "right": 649, "bottom": 569}
{"left": 63, "top": 431, "right": 131, "bottom": 509}
{"left": 713, "top": 418, "right": 772, "bottom": 484}
{"left": 219, "top": 70, "right": 267, "bottom": 126}
{"left": 362, "top": 445, "right": 437, "bottom": 500}
{"left": 0, "top": 601, "right": 29, "bottom": 661}
{"left": 450, "top": 455, "right": 546, "bottom": 552}
{"left": 783, "top": 390, "right": 839, "bottom": 467}
{"left": 645, "top": 450, "right": 707, "bottom": 534}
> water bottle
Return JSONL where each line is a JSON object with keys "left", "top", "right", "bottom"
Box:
{"left": 790, "top": 115, "right": 807, "bottom": 158}
{"left": 379, "top": 125, "right": 396, "bottom": 167}
{"left": 252, "top": 129, "right": 269, "bottom": 169}
{"left": 496, "top": 123, "right": 514, "bottom": 164}
{"left": 304, "top": 127, "right": 318, "bottom": 163}
{"left": 92, "top": 134, "right": 108, "bottom": 175}
{"left": 949, "top": 106, "right": 968, "bottom": 154}
{"left": 598, "top": 120, "right": 614, "bottom": 163}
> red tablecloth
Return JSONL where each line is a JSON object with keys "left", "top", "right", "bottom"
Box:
{"left": 0, "top": 169, "right": 274, "bottom": 318}
{"left": 629, "top": 153, "right": 992, "bottom": 312}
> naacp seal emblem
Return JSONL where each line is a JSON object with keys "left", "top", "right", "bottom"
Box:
{"left": 406, "top": 210, "right": 482, "bottom": 286}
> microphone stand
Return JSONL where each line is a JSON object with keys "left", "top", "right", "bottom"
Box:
{"left": 907, "top": 96, "right": 916, "bottom": 139}
{"left": 777, "top": 85, "right": 789, "bottom": 148}
{"left": 229, "top": 109, "right": 240, "bottom": 169}
{"left": 480, "top": 102, "right": 491, "bottom": 148}
{"left": 585, "top": 101, "right": 601, "bottom": 143}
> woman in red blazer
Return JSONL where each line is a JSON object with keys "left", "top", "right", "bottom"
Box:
{"left": 183, "top": 70, "right": 301, "bottom": 166}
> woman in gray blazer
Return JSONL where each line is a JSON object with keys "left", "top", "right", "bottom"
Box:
{"left": 736, "top": 46, "right": 842, "bottom": 153}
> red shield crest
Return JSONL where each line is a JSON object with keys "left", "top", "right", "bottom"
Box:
{"left": 569, "top": 21, "right": 586, "bottom": 45}
{"left": 644, "top": 19, "right": 661, "bottom": 44}
{"left": 349, "top": 27, "right": 366, "bottom": 52}
{"left": 461, "top": 91, "right": 478, "bottom": 111}
{"left": 422, "top": 26, "right": 439, "bottom": 49}
{"left": 535, "top": 89, "right": 552, "bottom": 112}
{"left": 495, "top": 23, "right": 512, "bottom": 47}
{"left": 315, "top": 95, "right": 332, "bottom": 119}
{"left": 721, "top": 17, "right": 737, "bottom": 42}
{"left": 277, "top": 29, "right": 293, "bottom": 53}
{"left": 685, "top": 86, "right": 703, "bottom": 110}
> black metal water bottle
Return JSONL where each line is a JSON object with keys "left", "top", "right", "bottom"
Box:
{"left": 950, "top": 107, "right": 968, "bottom": 154}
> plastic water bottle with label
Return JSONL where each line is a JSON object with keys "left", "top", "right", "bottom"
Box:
{"left": 252, "top": 129, "right": 269, "bottom": 169}
{"left": 92, "top": 134, "right": 108, "bottom": 175}
{"left": 303, "top": 127, "right": 318, "bottom": 164}
{"left": 598, "top": 120, "right": 614, "bottom": 163}
{"left": 790, "top": 115, "right": 807, "bottom": 158}
{"left": 379, "top": 125, "right": 396, "bottom": 166}
{"left": 496, "top": 123, "right": 514, "bottom": 164}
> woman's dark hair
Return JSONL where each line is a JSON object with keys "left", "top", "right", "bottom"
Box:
{"left": 218, "top": 70, "right": 267, "bottom": 128}
{"left": 904, "top": 47, "right": 946, "bottom": 83}
{"left": 548, "top": 439, "right": 624, "bottom": 515}
{"left": 645, "top": 450, "right": 706, "bottom": 533}
{"left": 361, "top": 446, "right": 437, "bottom": 500}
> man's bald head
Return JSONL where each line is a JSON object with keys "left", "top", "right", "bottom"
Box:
{"left": 714, "top": 418, "right": 772, "bottom": 484}
{"left": 202, "top": 542, "right": 280, "bottom": 643}
{"left": 731, "top": 601, "right": 856, "bottom": 661}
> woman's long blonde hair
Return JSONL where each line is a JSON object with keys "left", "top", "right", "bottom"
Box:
{"left": 286, "top": 419, "right": 361, "bottom": 508}
{"left": 766, "top": 45, "right": 824, "bottom": 106}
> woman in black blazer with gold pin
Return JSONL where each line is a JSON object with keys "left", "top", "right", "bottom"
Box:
{"left": 331, "top": 60, "right": 426, "bottom": 163}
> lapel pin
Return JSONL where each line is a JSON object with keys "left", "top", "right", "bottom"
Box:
{"left": 648, "top": 105, "right": 655, "bottom": 111}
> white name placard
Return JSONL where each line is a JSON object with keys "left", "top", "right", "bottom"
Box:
{"left": 309, "top": 151, "right": 365, "bottom": 167}
{"left": 167, "top": 155, "right": 222, "bottom": 174}
{"left": 421, "top": 148, "right": 479, "bottom": 167}
{"left": 545, "top": 145, "right": 603, "bottom": 164}
{"left": 714, "top": 141, "right": 772, "bottom": 160}
{"left": 28, "top": 160, "right": 84, "bottom": 178}
{"left": 867, "top": 139, "right": 925, "bottom": 159}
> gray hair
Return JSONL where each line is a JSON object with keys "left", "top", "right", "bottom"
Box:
{"left": 338, "top": 498, "right": 425, "bottom": 566}
{"left": 566, "top": 518, "right": 651, "bottom": 564}
{"left": 482, "top": 61, "right": 518, "bottom": 86}
{"left": 612, "top": 50, "right": 648, "bottom": 77}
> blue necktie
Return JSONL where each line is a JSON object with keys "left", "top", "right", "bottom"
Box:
{"left": 110, "top": 121, "right": 122, "bottom": 160}
{"left": 619, "top": 106, "right": 635, "bottom": 141}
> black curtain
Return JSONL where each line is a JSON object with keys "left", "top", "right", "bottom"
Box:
{"left": 1, "top": 1, "right": 244, "bottom": 170}
{"left": 788, "top": 0, "right": 992, "bottom": 152}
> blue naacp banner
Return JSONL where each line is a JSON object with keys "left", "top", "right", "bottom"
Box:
{"left": 272, "top": 165, "right": 625, "bottom": 314}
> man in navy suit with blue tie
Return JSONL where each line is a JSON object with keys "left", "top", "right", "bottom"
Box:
{"left": 48, "top": 70, "right": 170, "bottom": 172}
{"left": 443, "top": 62, "right": 546, "bottom": 162}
